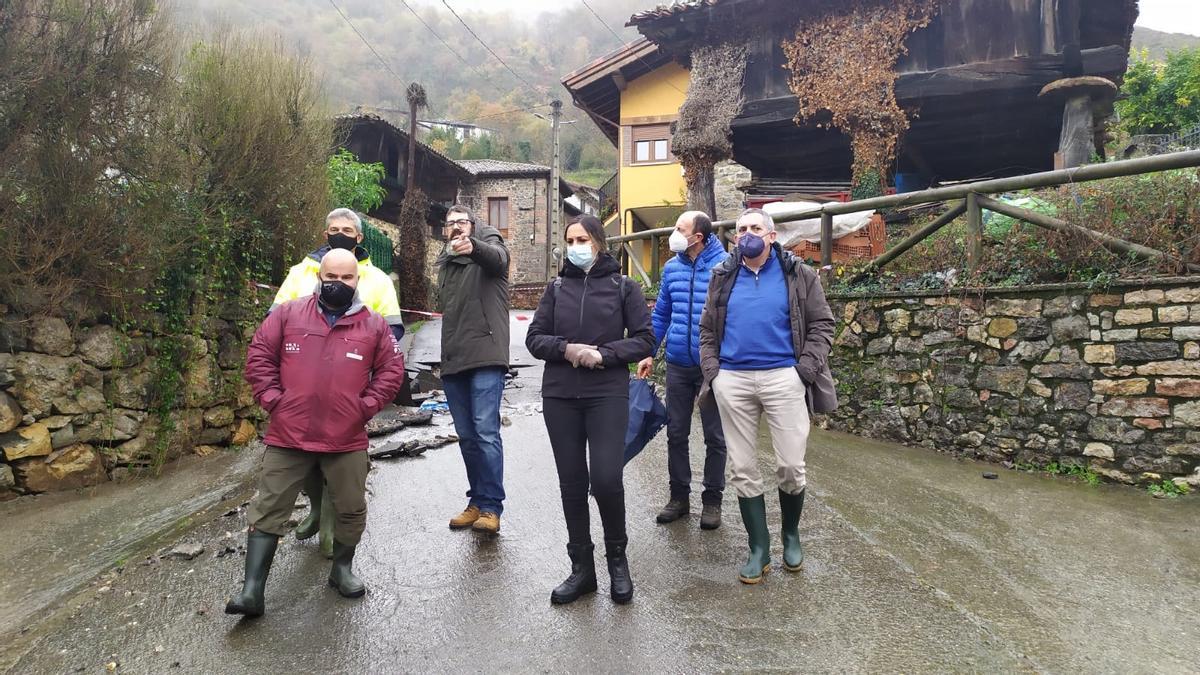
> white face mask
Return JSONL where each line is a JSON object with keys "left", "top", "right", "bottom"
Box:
{"left": 566, "top": 244, "right": 595, "bottom": 269}
{"left": 668, "top": 230, "right": 691, "bottom": 253}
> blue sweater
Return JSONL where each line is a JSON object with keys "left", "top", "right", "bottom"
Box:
{"left": 720, "top": 251, "right": 796, "bottom": 371}
{"left": 651, "top": 235, "right": 730, "bottom": 367}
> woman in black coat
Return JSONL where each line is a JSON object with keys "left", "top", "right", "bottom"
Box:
{"left": 526, "top": 215, "right": 655, "bottom": 605}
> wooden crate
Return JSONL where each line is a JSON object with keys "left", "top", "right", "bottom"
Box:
{"left": 789, "top": 214, "right": 886, "bottom": 264}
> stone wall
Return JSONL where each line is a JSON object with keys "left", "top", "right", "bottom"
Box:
{"left": 825, "top": 279, "right": 1200, "bottom": 490}
{"left": 511, "top": 283, "right": 547, "bottom": 311}
{"left": 714, "top": 160, "right": 751, "bottom": 221}
{"left": 0, "top": 312, "right": 260, "bottom": 499}
{"left": 456, "top": 175, "right": 550, "bottom": 284}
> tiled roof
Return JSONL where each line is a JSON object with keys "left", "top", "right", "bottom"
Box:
{"left": 627, "top": 0, "right": 722, "bottom": 26}
{"left": 455, "top": 159, "right": 551, "bottom": 176}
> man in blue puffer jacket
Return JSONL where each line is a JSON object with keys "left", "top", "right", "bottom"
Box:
{"left": 637, "top": 211, "right": 730, "bottom": 530}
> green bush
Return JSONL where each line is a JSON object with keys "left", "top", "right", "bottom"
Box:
{"left": 328, "top": 149, "right": 386, "bottom": 214}
{"left": 1118, "top": 48, "right": 1200, "bottom": 136}
{"left": 0, "top": 0, "right": 334, "bottom": 469}
{"left": 0, "top": 1, "right": 332, "bottom": 318}
{"left": 0, "top": 0, "right": 183, "bottom": 312}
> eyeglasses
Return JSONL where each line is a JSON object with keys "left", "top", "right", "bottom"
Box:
{"left": 445, "top": 218, "right": 471, "bottom": 227}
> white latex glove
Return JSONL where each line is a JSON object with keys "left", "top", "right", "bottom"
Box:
{"left": 578, "top": 348, "right": 604, "bottom": 370}
{"left": 564, "top": 343, "right": 594, "bottom": 368}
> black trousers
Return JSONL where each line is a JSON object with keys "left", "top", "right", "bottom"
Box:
{"left": 665, "top": 363, "right": 727, "bottom": 505}
{"left": 543, "top": 396, "right": 628, "bottom": 549}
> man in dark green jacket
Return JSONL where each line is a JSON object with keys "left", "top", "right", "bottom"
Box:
{"left": 437, "top": 205, "right": 511, "bottom": 534}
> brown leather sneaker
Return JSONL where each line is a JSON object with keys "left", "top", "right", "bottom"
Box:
{"left": 471, "top": 511, "right": 500, "bottom": 534}
{"left": 449, "top": 505, "right": 481, "bottom": 530}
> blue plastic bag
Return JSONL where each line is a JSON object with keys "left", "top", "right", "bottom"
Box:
{"left": 625, "top": 378, "right": 668, "bottom": 465}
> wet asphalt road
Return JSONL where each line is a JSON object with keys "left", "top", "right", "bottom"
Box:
{"left": 9, "top": 313, "right": 1200, "bottom": 674}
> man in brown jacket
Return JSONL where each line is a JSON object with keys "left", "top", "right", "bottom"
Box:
{"left": 698, "top": 208, "right": 837, "bottom": 585}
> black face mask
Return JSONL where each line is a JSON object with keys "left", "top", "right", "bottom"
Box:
{"left": 327, "top": 233, "right": 358, "bottom": 252}
{"left": 319, "top": 280, "right": 355, "bottom": 311}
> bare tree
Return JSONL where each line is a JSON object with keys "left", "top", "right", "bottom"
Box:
{"left": 405, "top": 82, "right": 427, "bottom": 194}
{"left": 398, "top": 82, "right": 431, "bottom": 311}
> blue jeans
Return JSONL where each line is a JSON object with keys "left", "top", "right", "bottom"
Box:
{"left": 442, "top": 366, "right": 507, "bottom": 516}
{"left": 666, "top": 363, "right": 727, "bottom": 505}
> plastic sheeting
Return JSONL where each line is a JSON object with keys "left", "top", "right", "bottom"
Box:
{"left": 761, "top": 201, "right": 876, "bottom": 247}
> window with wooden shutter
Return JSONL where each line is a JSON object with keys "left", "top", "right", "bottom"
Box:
{"left": 630, "top": 123, "right": 673, "bottom": 165}
{"left": 488, "top": 197, "right": 509, "bottom": 239}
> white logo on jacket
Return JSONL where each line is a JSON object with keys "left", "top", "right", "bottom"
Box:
{"left": 285, "top": 342, "right": 301, "bottom": 353}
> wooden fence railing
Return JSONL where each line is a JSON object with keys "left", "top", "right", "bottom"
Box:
{"left": 606, "top": 149, "right": 1200, "bottom": 286}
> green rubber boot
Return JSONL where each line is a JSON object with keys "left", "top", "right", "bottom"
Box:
{"left": 318, "top": 491, "right": 335, "bottom": 559}
{"left": 779, "top": 488, "right": 806, "bottom": 572}
{"left": 737, "top": 495, "right": 771, "bottom": 584}
{"left": 294, "top": 474, "right": 325, "bottom": 541}
{"left": 225, "top": 530, "right": 279, "bottom": 618}
{"left": 328, "top": 540, "right": 366, "bottom": 598}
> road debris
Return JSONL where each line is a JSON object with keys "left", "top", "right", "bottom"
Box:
{"left": 369, "top": 435, "right": 459, "bottom": 460}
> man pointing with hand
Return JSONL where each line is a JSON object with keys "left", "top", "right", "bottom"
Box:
{"left": 437, "top": 205, "right": 511, "bottom": 536}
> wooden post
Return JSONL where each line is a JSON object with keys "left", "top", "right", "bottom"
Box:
{"left": 623, "top": 242, "right": 652, "bottom": 287}
{"left": 1060, "top": 0, "right": 1082, "bottom": 76}
{"left": 1039, "top": 77, "right": 1117, "bottom": 170}
{"left": 1059, "top": 96, "right": 1094, "bottom": 169}
{"left": 820, "top": 212, "right": 834, "bottom": 270}
{"left": 849, "top": 201, "right": 967, "bottom": 283}
{"left": 650, "top": 234, "right": 661, "bottom": 283}
{"left": 718, "top": 224, "right": 734, "bottom": 249}
{"left": 549, "top": 100, "right": 563, "bottom": 279}
{"left": 966, "top": 192, "right": 983, "bottom": 275}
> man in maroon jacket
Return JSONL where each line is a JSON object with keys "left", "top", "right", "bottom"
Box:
{"left": 227, "top": 249, "right": 406, "bottom": 618}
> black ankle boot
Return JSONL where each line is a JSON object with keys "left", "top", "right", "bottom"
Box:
{"left": 225, "top": 530, "right": 279, "bottom": 618}
{"left": 328, "top": 540, "right": 366, "bottom": 598}
{"left": 550, "top": 543, "right": 597, "bottom": 605}
{"left": 605, "top": 542, "right": 633, "bottom": 605}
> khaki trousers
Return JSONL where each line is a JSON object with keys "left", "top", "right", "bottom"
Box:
{"left": 712, "top": 368, "right": 810, "bottom": 498}
{"left": 246, "top": 446, "right": 370, "bottom": 545}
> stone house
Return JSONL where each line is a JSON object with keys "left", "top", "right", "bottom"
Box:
{"left": 338, "top": 116, "right": 580, "bottom": 287}
{"left": 454, "top": 159, "right": 572, "bottom": 284}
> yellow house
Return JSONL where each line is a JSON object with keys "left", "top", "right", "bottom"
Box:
{"left": 562, "top": 39, "right": 689, "bottom": 275}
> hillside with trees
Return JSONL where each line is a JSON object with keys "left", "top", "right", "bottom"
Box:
{"left": 1132, "top": 26, "right": 1200, "bottom": 61}
{"left": 172, "top": 0, "right": 652, "bottom": 184}
{"left": 173, "top": 4, "right": 1200, "bottom": 187}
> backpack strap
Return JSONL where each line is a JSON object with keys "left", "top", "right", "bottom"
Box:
{"left": 614, "top": 274, "right": 631, "bottom": 335}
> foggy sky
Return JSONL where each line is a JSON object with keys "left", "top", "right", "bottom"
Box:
{"left": 413, "top": 0, "right": 1200, "bottom": 36}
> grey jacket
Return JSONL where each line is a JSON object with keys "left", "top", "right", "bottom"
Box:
{"left": 437, "top": 225, "right": 511, "bottom": 376}
{"left": 698, "top": 243, "right": 838, "bottom": 414}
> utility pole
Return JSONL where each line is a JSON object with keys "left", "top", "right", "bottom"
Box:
{"left": 548, "top": 99, "right": 563, "bottom": 279}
